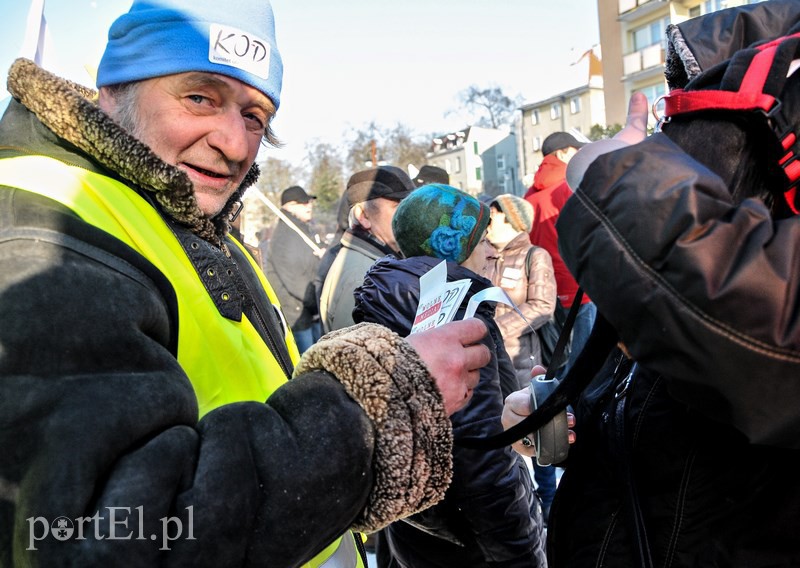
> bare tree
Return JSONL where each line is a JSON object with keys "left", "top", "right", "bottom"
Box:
{"left": 384, "top": 123, "right": 429, "bottom": 173}
{"left": 306, "top": 141, "right": 345, "bottom": 222}
{"left": 256, "top": 156, "right": 301, "bottom": 198}
{"left": 344, "top": 121, "right": 381, "bottom": 176}
{"left": 456, "top": 84, "right": 522, "bottom": 129}
{"left": 344, "top": 122, "right": 429, "bottom": 176}
{"left": 244, "top": 156, "right": 303, "bottom": 236}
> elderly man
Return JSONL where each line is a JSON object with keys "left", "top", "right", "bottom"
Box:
{"left": 320, "top": 165, "right": 414, "bottom": 332}
{"left": 0, "top": 1, "right": 491, "bottom": 566}
{"left": 265, "top": 185, "right": 322, "bottom": 353}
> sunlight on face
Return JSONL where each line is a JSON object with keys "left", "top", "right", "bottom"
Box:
{"left": 366, "top": 197, "right": 402, "bottom": 252}
{"left": 462, "top": 230, "right": 492, "bottom": 277}
{"left": 100, "top": 72, "right": 275, "bottom": 217}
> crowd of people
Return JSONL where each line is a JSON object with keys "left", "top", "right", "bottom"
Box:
{"left": 1, "top": 0, "right": 799, "bottom": 567}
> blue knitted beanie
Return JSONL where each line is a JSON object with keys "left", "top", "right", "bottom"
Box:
{"left": 393, "top": 184, "right": 490, "bottom": 265}
{"left": 96, "top": 0, "right": 283, "bottom": 108}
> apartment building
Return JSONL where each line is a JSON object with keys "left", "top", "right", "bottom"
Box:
{"left": 423, "top": 126, "right": 519, "bottom": 197}
{"left": 516, "top": 48, "right": 605, "bottom": 181}
{"left": 599, "top": 0, "right": 768, "bottom": 127}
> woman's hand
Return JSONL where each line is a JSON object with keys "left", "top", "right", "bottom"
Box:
{"left": 502, "top": 365, "right": 576, "bottom": 458}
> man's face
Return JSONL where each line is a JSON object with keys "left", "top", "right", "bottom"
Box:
{"left": 284, "top": 201, "right": 313, "bottom": 223}
{"left": 365, "top": 197, "right": 401, "bottom": 252}
{"left": 100, "top": 72, "right": 275, "bottom": 217}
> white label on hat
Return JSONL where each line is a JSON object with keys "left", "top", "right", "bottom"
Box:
{"left": 208, "top": 24, "right": 271, "bottom": 79}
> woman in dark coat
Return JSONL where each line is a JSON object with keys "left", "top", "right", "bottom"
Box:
{"left": 353, "top": 184, "right": 546, "bottom": 568}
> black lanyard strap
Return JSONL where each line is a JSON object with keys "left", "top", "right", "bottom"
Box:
{"left": 458, "top": 293, "right": 618, "bottom": 450}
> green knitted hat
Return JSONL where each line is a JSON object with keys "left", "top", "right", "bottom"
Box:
{"left": 393, "top": 184, "right": 490, "bottom": 264}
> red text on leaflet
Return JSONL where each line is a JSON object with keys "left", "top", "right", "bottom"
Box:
{"left": 413, "top": 301, "right": 442, "bottom": 326}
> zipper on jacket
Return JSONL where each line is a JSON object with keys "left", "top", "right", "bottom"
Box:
{"left": 595, "top": 508, "right": 621, "bottom": 568}
{"left": 227, "top": 240, "right": 295, "bottom": 379}
{"left": 353, "top": 532, "right": 368, "bottom": 567}
{"left": 243, "top": 295, "right": 294, "bottom": 379}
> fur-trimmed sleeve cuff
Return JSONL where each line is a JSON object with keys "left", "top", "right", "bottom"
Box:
{"left": 293, "top": 322, "right": 453, "bottom": 533}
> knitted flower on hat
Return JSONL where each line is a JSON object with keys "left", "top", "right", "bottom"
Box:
{"left": 393, "top": 184, "right": 490, "bottom": 264}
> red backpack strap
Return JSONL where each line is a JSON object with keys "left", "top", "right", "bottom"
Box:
{"left": 661, "top": 31, "right": 800, "bottom": 214}
{"left": 662, "top": 37, "right": 793, "bottom": 116}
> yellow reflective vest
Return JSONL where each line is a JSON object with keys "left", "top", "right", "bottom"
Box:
{"left": 0, "top": 155, "right": 364, "bottom": 568}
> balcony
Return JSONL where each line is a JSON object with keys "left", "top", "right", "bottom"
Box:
{"left": 623, "top": 44, "right": 665, "bottom": 76}
{"left": 618, "top": 0, "right": 667, "bottom": 20}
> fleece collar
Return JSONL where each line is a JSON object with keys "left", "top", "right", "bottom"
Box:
{"left": 4, "top": 58, "right": 259, "bottom": 246}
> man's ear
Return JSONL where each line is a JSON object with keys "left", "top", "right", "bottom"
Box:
{"left": 97, "top": 87, "right": 116, "bottom": 114}
{"left": 554, "top": 148, "right": 571, "bottom": 164}
{"left": 353, "top": 204, "right": 372, "bottom": 230}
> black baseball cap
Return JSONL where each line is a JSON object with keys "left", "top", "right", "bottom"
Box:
{"left": 344, "top": 166, "right": 414, "bottom": 208}
{"left": 541, "top": 132, "right": 586, "bottom": 156}
{"left": 280, "top": 185, "right": 315, "bottom": 205}
{"left": 413, "top": 165, "right": 450, "bottom": 188}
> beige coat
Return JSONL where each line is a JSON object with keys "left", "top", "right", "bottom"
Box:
{"left": 320, "top": 230, "right": 389, "bottom": 332}
{"left": 486, "top": 232, "right": 557, "bottom": 387}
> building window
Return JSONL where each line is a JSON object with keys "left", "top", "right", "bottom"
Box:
{"left": 636, "top": 82, "right": 667, "bottom": 118}
{"left": 497, "top": 154, "right": 505, "bottom": 170}
{"left": 690, "top": 0, "right": 724, "bottom": 17}
{"left": 570, "top": 96, "right": 581, "bottom": 114}
{"left": 532, "top": 136, "right": 541, "bottom": 152}
{"left": 475, "top": 167, "right": 482, "bottom": 181}
{"left": 455, "top": 156, "right": 462, "bottom": 173}
{"left": 531, "top": 109, "right": 540, "bottom": 125}
{"left": 473, "top": 141, "right": 480, "bottom": 155}
{"left": 550, "top": 103, "right": 561, "bottom": 120}
{"left": 632, "top": 17, "right": 669, "bottom": 52}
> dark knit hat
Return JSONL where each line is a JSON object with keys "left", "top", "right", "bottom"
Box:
{"left": 413, "top": 165, "right": 450, "bottom": 188}
{"left": 491, "top": 194, "right": 534, "bottom": 233}
{"left": 541, "top": 131, "right": 585, "bottom": 156}
{"left": 345, "top": 166, "right": 415, "bottom": 208}
{"left": 393, "top": 184, "right": 491, "bottom": 264}
{"left": 280, "top": 185, "right": 315, "bottom": 205}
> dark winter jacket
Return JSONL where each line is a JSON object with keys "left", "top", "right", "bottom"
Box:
{"left": 265, "top": 209, "right": 321, "bottom": 330}
{"left": 0, "top": 59, "right": 454, "bottom": 568}
{"left": 549, "top": 3, "right": 800, "bottom": 562}
{"left": 353, "top": 256, "right": 546, "bottom": 568}
{"left": 552, "top": 137, "right": 800, "bottom": 567}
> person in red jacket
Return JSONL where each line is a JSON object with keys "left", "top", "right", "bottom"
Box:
{"left": 525, "top": 132, "right": 595, "bottom": 376}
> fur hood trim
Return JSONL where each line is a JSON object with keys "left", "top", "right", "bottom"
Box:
{"left": 6, "top": 58, "right": 259, "bottom": 245}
